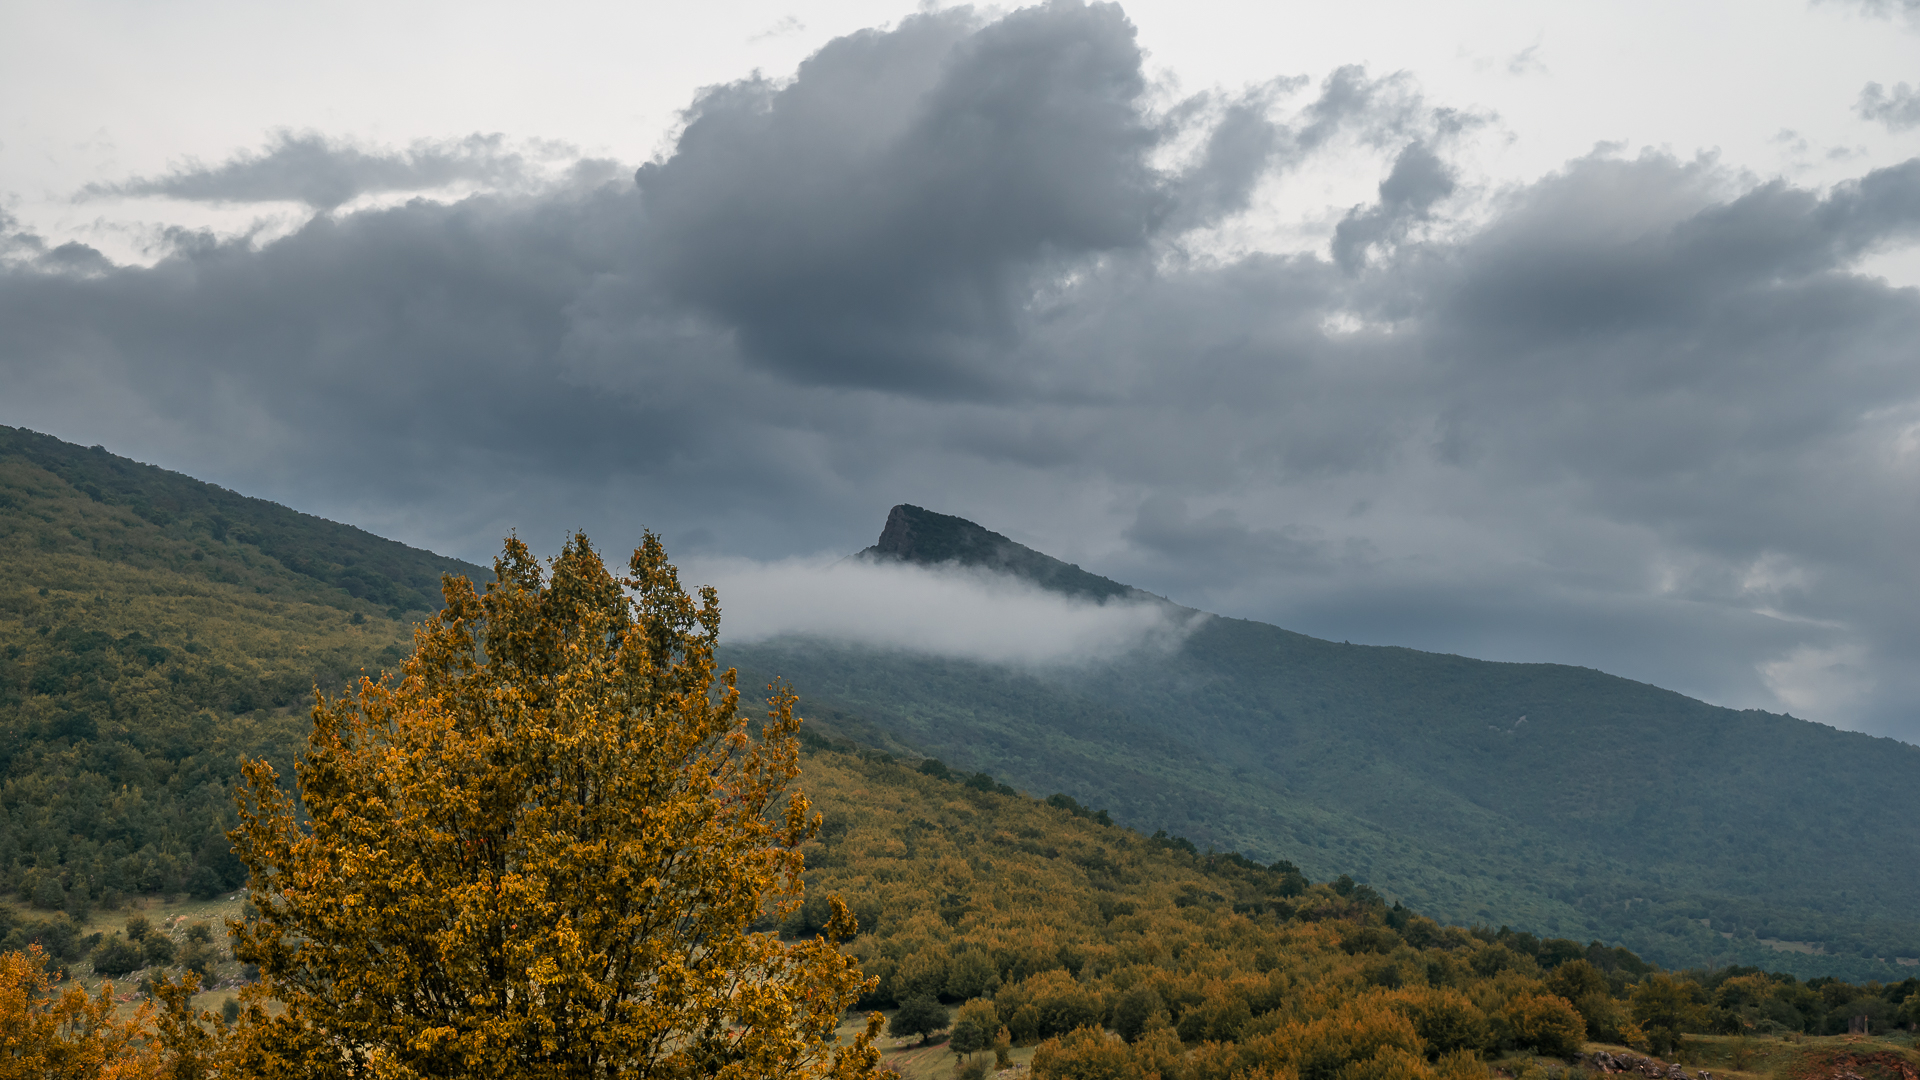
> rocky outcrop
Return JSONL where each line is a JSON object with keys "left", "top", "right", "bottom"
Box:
{"left": 1580, "top": 1050, "right": 1710, "bottom": 1080}
{"left": 859, "top": 503, "right": 1143, "bottom": 602}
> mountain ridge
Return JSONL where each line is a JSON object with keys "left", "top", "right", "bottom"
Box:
{"left": 0, "top": 425, "right": 488, "bottom": 615}
{"left": 724, "top": 503, "right": 1920, "bottom": 980}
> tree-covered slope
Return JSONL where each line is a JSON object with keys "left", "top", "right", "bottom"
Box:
{"left": 0, "top": 427, "right": 487, "bottom": 904}
{"left": 0, "top": 426, "right": 486, "bottom": 616}
{"left": 725, "top": 506, "right": 1920, "bottom": 982}
{"left": 788, "top": 738, "right": 1920, "bottom": 1057}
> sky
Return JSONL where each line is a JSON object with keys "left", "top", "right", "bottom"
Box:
{"left": 4, "top": 0, "right": 1920, "bottom": 740}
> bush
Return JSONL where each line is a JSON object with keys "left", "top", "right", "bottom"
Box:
{"left": 1504, "top": 994, "right": 1587, "bottom": 1058}
{"left": 90, "top": 935, "right": 144, "bottom": 978}
{"left": 141, "top": 934, "right": 176, "bottom": 967}
{"left": 29, "top": 877, "right": 64, "bottom": 911}
{"left": 896, "top": 950, "right": 952, "bottom": 1002}
{"left": 1175, "top": 984, "right": 1252, "bottom": 1044}
{"left": 1001, "top": 969, "right": 1103, "bottom": 1043}
{"left": 1275, "top": 997, "right": 1426, "bottom": 1080}
{"left": 12, "top": 916, "right": 84, "bottom": 962}
{"left": 1343, "top": 926, "right": 1405, "bottom": 955}
{"left": 1389, "top": 987, "right": 1489, "bottom": 1057}
{"left": 181, "top": 940, "right": 220, "bottom": 977}
{"left": 124, "top": 914, "right": 150, "bottom": 941}
{"left": 1631, "top": 975, "right": 1704, "bottom": 1057}
{"left": 1031, "top": 1026, "right": 1138, "bottom": 1080}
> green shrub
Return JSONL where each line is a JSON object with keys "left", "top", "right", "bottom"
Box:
{"left": 30, "top": 877, "right": 64, "bottom": 911}
{"left": 142, "top": 933, "right": 176, "bottom": 967}
{"left": 92, "top": 935, "right": 144, "bottom": 978}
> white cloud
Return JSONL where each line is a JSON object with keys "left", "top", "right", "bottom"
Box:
{"left": 687, "top": 555, "right": 1206, "bottom": 666}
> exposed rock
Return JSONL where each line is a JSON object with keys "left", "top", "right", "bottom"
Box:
{"left": 1579, "top": 1050, "right": 1709, "bottom": 1080}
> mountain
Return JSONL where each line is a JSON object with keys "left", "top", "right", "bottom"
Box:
{"left": 859, "top": 503, "right": 1142, "bottom": 603}
{"left": 724, "top": 505, "right": 1920, "bottom": 981}
{"left": 4, "top": 426, "right": 1916, "bottom": 983}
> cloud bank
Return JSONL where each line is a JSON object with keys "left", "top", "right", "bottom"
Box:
{"left": 690, "top": 556, "right": 1203, "bottom": 666}
{"left": 4, "top": 1, "right": 1920, "bottom": 739}
{"left": 81, "top": 131, "right": 571, "bottom": 210}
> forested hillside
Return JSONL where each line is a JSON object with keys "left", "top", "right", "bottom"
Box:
{"left": 726, "top": 506, "right": 1920, "bottom": 981}
{"left": 783, "top": 738, "right": 1920, "bottom": 1078}
{"left": 0, "top": 427, "right": 486, "bottom": 905}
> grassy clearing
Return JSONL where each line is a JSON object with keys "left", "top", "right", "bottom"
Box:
{"left": 1553, "top": 1035, "right": 1920, "bottom": 1080}
{"left": 830, "top": 1010, "right": 1036, "bottom": 1079}
{"left": 11, "top": 890, "right": 250, "bottom": 1018}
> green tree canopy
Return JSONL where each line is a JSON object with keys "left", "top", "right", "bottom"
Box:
{"left": 889, "top": 995, "right": 949, "bottom": 1045}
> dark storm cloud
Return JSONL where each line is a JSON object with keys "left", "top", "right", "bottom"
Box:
{"left": 6, "top": 0, "right": 1920, "bottom": 738}
{"left": 632, "top": 11, "right": 1431, "bottom": 398}
{"left": 1859, "top": 82, "right": 1920, "bottom": 130}
{"left": 633, "top": 2, "right": 1160, "bottom": 397}
{"left": 83, "top": 131, "right": 550, "bottom": 209}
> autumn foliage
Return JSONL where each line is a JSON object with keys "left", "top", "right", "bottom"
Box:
{"left": 0, "top": 945, "right": 161, "bottom": 1080}
{"left": 224, "top": 533, "right": 880, "bottom": 1078}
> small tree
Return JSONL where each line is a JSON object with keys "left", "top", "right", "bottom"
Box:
{"left": 1631, "top": 974, "right": 1703, "bottom": 1057}
{"left": 892, "top": 995, "right": 950, "bottom": 1045}
{"left": 1504, "top": 993, "right": 1586, "bottom": 1057}
{"left": 228, "top": 533, "right": 881, "bottom": 1079}
{"left": 950, "top": 999, "right": 1000, "bottom": 1057}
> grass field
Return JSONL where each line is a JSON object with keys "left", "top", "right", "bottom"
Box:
{"left": 14, "top": 891, "right": 250, "bottom": 1018}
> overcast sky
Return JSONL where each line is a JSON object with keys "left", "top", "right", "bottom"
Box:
{"left": 4, "top": 0, "right": 1920, "bottom": 740}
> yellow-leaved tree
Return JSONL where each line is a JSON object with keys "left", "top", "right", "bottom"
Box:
{"left": 224, "top": 533, "right": 880, "bottom": 1079}
{"left": 0, "top": 945, "right": 162, "bottom": 1080}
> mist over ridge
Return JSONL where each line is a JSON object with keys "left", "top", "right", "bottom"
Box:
{"left": 687, "top": 552, "right": 1207, "bottom": 667}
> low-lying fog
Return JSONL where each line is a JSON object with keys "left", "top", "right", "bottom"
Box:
{"left": 684, "top": 555, "right": 1206, "bottom": 667}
